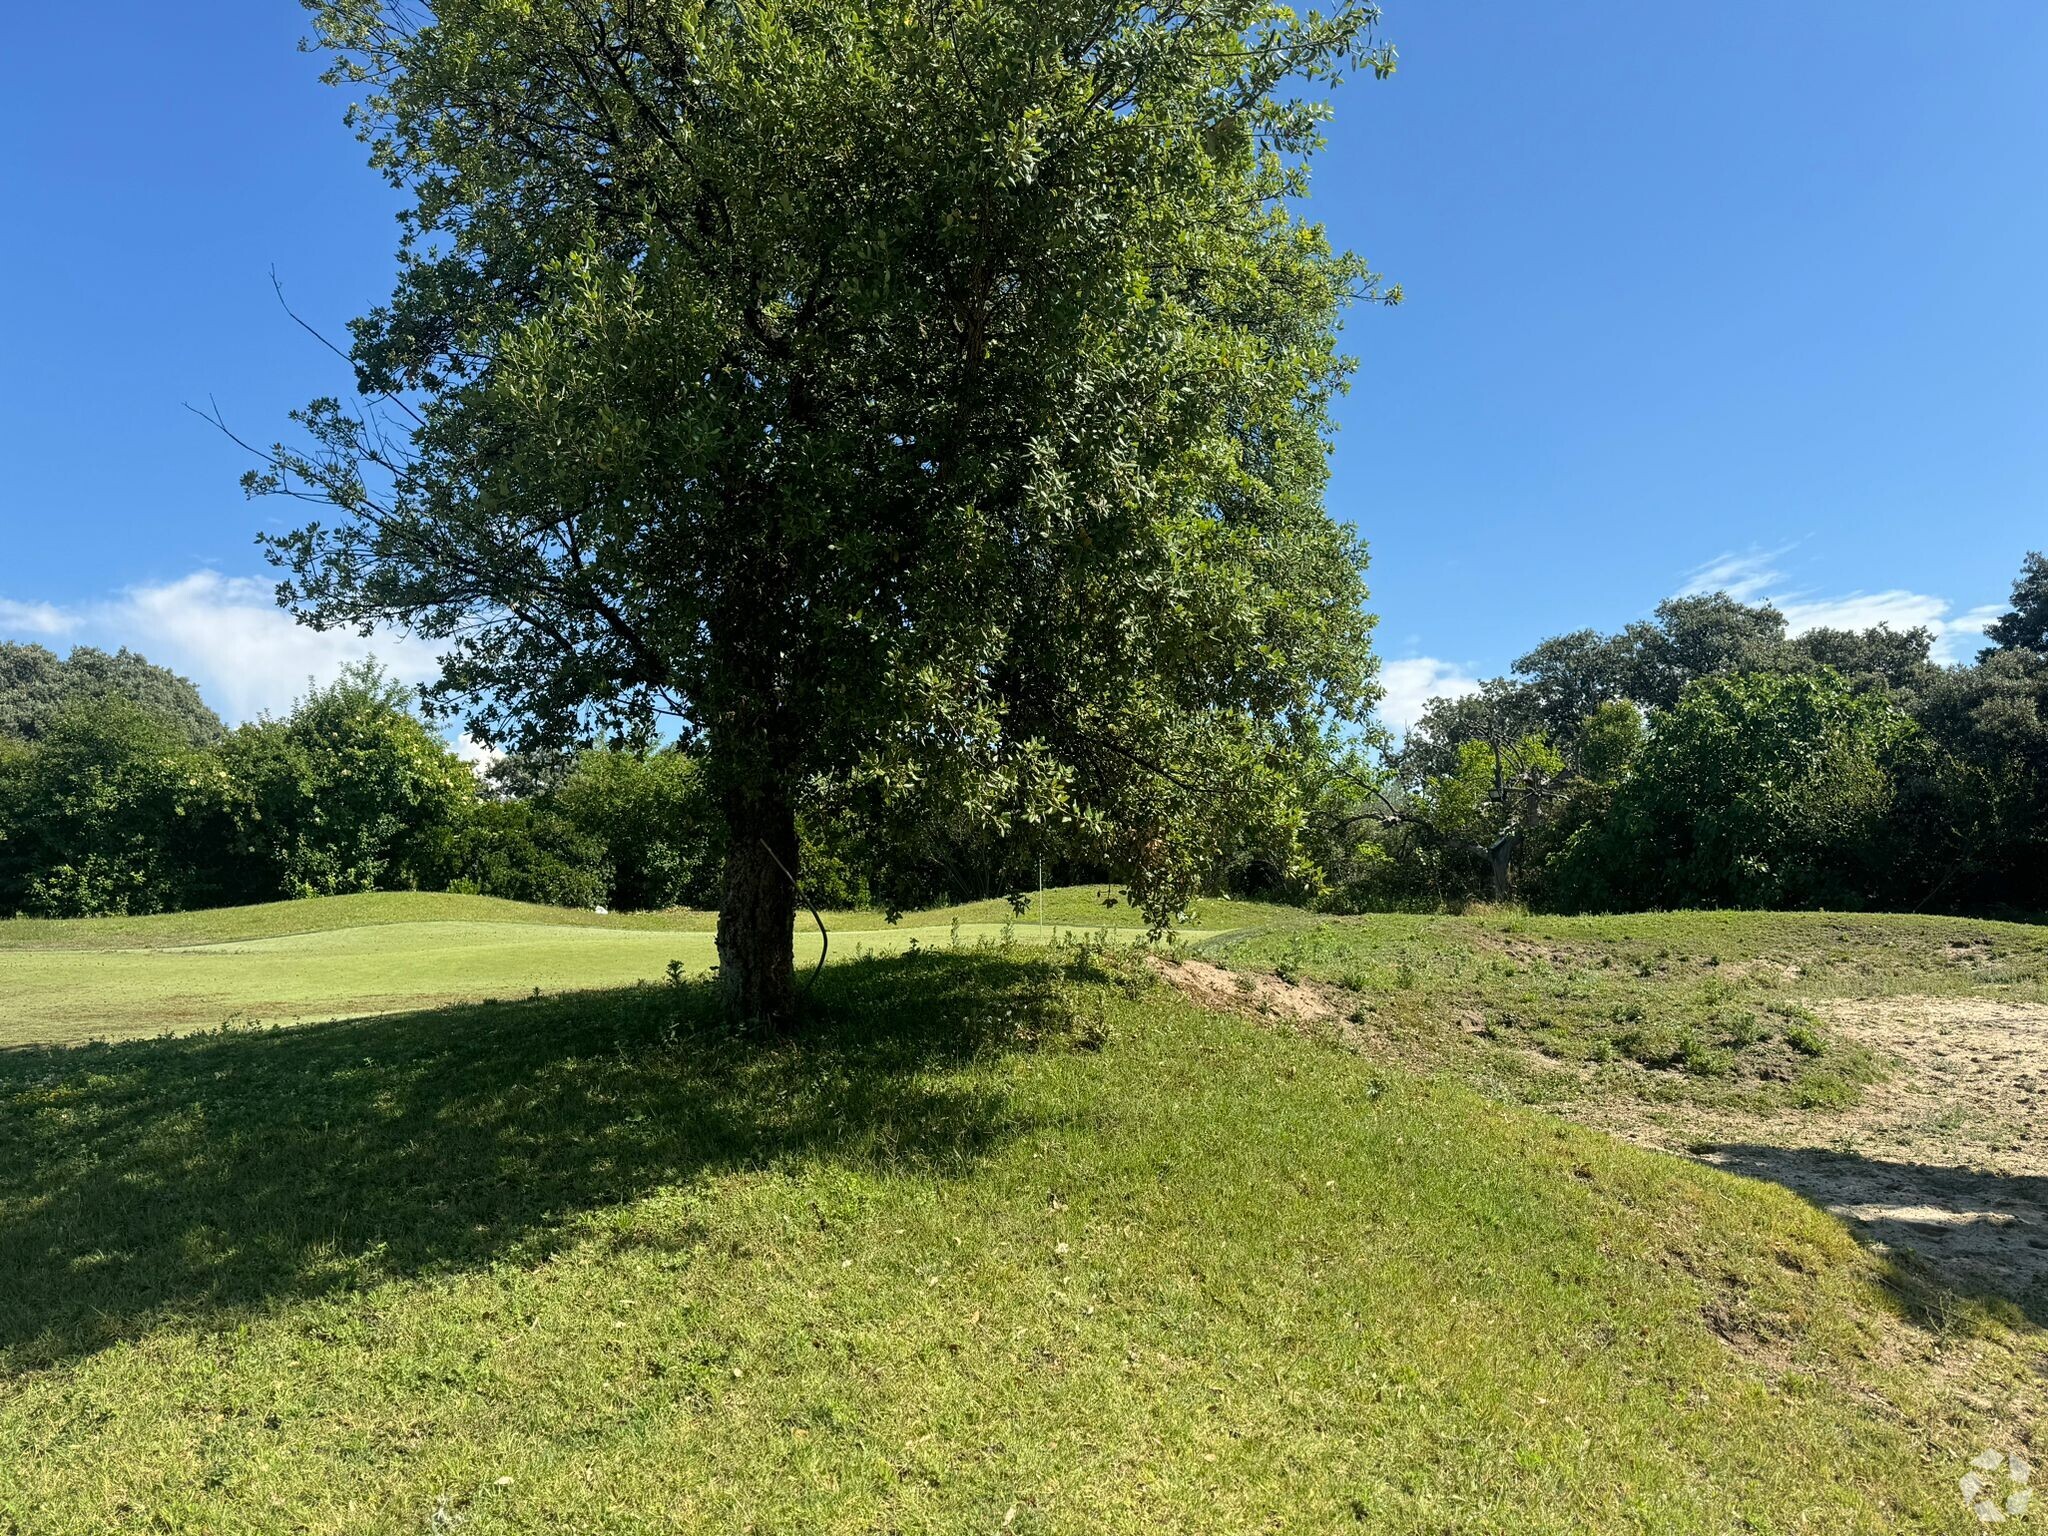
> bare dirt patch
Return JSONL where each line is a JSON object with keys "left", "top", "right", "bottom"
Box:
{"left": 1150, "top": 956, "right": 1340, "bottom": 1029}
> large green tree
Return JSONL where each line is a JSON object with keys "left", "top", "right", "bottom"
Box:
{"left": 1908, "top": 648, "right": 2048, "bottom": 913}
{"left": 254, "top": 0, "right": 1391, "bottom": 1024}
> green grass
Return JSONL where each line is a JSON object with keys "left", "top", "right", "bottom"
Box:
{"left": 0, "top": 888, "right": 1292, "bottom": 1049}
{"left": 0, "top": 886, "right": 1295, "bottom": 952}
{"left": 0, "top": 945, "right": 2032, "bottom": 1532}
{"left": 1210, "top": 909, "right": 2048, "bottom": 1113}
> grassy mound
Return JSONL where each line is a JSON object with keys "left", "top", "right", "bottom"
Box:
{"left": 0, "top": 886, "right": 1297, "bottom": 953}
{"left": 0, "top": 946, "right": 2033, "bottom": 1532}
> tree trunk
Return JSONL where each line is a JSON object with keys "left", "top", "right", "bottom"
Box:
{"left": 1487, "top": 832, "right": 1516, "bottom": 904}
{"left": 716, "top": 786, "right": 799, "bottom": 1032}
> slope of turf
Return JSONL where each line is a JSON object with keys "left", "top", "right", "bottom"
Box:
{"left": 0, "top": 888, "right": 1297, "bottom": 1049}
{"left": 0, "top": 947, "right": 2033, "bottom": 1533}
{"left": 1207, "top": 908, "right": 2048, "bottom": 1114}
{"left": 1212, "top": 908, "right": 2048, "bottom": 1005}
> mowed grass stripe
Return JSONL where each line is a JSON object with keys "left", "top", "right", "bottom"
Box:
{"left": 0, "top": 892, "right": 1250, "bottom": 1049}
{"left": 0, "top": 887, "right": 1296, "bottom": 952}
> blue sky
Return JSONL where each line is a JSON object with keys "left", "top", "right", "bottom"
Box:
{"left": 1, "top": 3, "right": 2042, "bottom": 730}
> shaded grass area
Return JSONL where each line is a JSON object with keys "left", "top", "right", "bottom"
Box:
{"left": 1211, "top": 910, "right": 2048, "bottom": 1114}
{"left": 0, "top": 951, "right": 1049, "bottom": 1369}
{"left": 0, "top": 948, "right": 2038, "bottom": 1532}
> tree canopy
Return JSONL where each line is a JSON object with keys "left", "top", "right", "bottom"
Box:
{"left": 212, "top": 662, "right": 478, "bottom": 902}
{"left": 1547, "top": 669, "right": 1915, "bottom": 913}
{"left": 1346, "top": 550, "right": 2048, "bottom": 918}
{"left": 0, "top": 644, "right": 224, "bottom": 748}
{"left": 0, "top": 662, "right": 477, "bottom": 919}
{"left": 0, "top": 700, "right": 225, "bottom": 918}
{"left": 1984, "top": 551, "right": 2048, "bottom": 655}
{"left": 253, "top": 0, "right": 1395, "bottom": 1024}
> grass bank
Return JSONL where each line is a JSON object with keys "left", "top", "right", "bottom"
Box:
{"left": 1207, "top": 909, "right": 2048, "bottom": 1115}
{"left": 0, "top": 945, "right": 2034, "bottom": 1532}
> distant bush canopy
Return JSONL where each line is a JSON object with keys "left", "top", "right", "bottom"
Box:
{"left": 1544, "top": 671, "right": 1915, "bottom": 913}
{"left": 1296, "top": 549, "right": 2048, "bottom": 920}
{"left": 0, "top": 644, "right": 223, "bottom": 748}
{"left": 0, "top": 660, "right": 844, "bottom": 922}
{"left": 0, "top": 663, "right": 462, "bottom": 919}
{"left": 0, "top": 700, "right": 227, "bottom": 919}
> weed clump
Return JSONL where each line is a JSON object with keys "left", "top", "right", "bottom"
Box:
{"left": 1783, "top": 1023, "right": 1827, "bottom": 1057}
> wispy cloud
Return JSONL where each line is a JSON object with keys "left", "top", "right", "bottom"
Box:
{"left": 1377, "top": 656, "right": 1482, "bottom": 734}
{"left": 0, "top": 599, "right": 80, "bottom": 638}
{"left": 0, "top": 571, "right": 442, "bottom": 723}
{"left": 1945, "top": 604, "right": 2011, "bottom": 651}
{"left": 1773, "top": 589, "right": 1950, "bottom": 635}
{"left": 1678, "top": 547, "right": 1797, "bottom": 605}
{"left": 1683, "top": 548, "right": 2002, "bottom": 665}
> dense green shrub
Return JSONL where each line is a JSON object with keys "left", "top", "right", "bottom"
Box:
{"left": 550, "top": 749, "right": 720, "bottom": 911}
{"left": 0, "top": 700, "right": 233, "bottom": 917}
{"left": 211, "top": 664, "right": 477, "bottom": 902}
{"left": 1545, "top": 670, "right": 1915, "bottom": 912}
{"left": 444, "top": 798, "right": 610, "bottom": 909}
{"left": 0, "top": 664, "right": 477, "bottom": 918}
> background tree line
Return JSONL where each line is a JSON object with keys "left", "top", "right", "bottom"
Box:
{"left": 0, "top": 652, "right": 725, "bottom": 919}
{"left": 0, "top": 650, "right": 1123, "bottom": 920}
{"left": 4, "top": 547, "right": 2042, "bottom": 923}
{"left": 1293, "top": 550, "right": 2048, "bottom": 919}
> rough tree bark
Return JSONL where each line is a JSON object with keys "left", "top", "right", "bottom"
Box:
{"left": 1487, "top": 831, "right": 1516, "bottom": 904}
{"left": 715, "top": 783, "right": 800, "bottom": 1032}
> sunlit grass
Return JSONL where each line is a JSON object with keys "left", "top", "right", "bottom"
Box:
{"left": 1212, "top": 909, "right": 2048, "bottom": 1113}
{"left": 0, "top": 945, "right": 2028, "bottom": 1533}
{"left": 0, "top": 887, "right": 1294, "bottom": 1049}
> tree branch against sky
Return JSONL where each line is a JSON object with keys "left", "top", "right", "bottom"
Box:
{"left": 251, "top": 0, "right": 1395, "bottom": 1025}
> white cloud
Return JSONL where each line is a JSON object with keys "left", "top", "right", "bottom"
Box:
{"left": 0, "top": 571, "right": 442, "bottom": 723}
{"left": 1941, "top": 603, "right": 2008, "bottom": 658}
{"left": 1774, "top": 589, "right": 1951, "bottom": 636}
{"left": 453, "top": 733, "right": 504, "bottom": 774}
{"left": 1378, "top": 656, "right": 1482, "bottom": 734}
{"left": 1683, "top": 549, "right": 2005, "bottom": 665}
{"left": 0, "top": 599, "right": 80, "bottom": 638}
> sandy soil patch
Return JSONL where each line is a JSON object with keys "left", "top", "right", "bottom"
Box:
{"left": 1149, "top": 957, "right": 1340, "bottom": 1029}
{"left": 1162, "top": 957, "right": 2048, "bottom": 1307}
{"left": 1586, "top": 996, "right": 2048, "bottom": 1304}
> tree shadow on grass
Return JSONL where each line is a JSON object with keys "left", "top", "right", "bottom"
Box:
{"left": 1701, "top": 1142, "right": 2048, "bottom": 1329}
{"left": 0, "top": 948, "right": 1072, "bottom": 1372}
